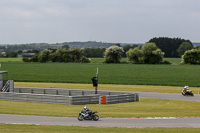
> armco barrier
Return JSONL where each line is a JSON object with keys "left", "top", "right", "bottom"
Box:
{"left": 0, "top": 87, "right": 140, "bottom": 105}
{"left": 99, "top": 94, "right": 138, "bottom": 104}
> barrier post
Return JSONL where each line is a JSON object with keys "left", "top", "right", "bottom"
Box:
{"left": 101, "top": 96, "right": 106, "bottom": 104}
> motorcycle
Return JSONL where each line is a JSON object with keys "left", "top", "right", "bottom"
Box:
{"left": 77, "top": 110, "right": 99, "bottom": 121}
{"left": 181, "top": 89, "right": 194, "bottom": 96}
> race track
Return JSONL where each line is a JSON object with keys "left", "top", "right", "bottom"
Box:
{"left": 134, "top": 91, "right": 200, "bottom": 101}
{"left": 0, "top": 114, "right": 200, "bottom": 128}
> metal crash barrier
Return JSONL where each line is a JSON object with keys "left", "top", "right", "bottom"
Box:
{"left": 0, "top": 87, "right": 140, "bottom": 105}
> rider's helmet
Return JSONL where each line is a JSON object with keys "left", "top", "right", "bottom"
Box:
{"left": 184, "top": 86, "right": 189, "bottom": 89}
{"left": 84, "top": 106, "right": 87, "bottom": 110}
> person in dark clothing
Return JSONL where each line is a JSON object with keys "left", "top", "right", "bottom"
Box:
{"left": 84, "top": 106, "right": 92, "bottom": 117}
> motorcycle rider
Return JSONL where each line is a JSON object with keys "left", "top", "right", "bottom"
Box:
{"left": 84, "top": 106, "right": 92, "bottom": 117}
{"left": 183, "top": 86, "right": 189, "bottom": 93}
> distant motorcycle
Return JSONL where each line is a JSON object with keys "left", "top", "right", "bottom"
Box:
{"left": 77, "top": 110, "right": 99, "bottom": 121}
{"left": 182, "top": 89, "right": 194, "bottom": 96}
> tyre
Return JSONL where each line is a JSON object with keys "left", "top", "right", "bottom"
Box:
{"left": 93, "top": 115, "right": 99, "bottom": 121}
{"left": 191, "top": 93, "right": 194, "bottom": 96}
{"left": 78, "top": 115, "right": 84, "bottom": 121}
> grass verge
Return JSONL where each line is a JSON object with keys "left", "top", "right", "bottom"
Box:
{"left": 0, "top": 98, "right": 200, "bottom": 118}
{"left": 15, "top": 82, "right": 200, "bottom": 94}
{"left": 0, "top": 124, "right": 200, "bottom": 133}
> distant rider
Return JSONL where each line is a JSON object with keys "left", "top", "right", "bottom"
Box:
{"left": 84, "top": 106, "right": 92, "bottom": 117}
{"left": 183, "top": 86, "right": 189, "bottom": 92}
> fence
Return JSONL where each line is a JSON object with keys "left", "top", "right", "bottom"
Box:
{"left": 0, "top": 80, "right": 14, "bottom": 92}
{"left": 14, "top": 87, "right": 123, "bottom": 96}
{"left": 0, "top": 87, "right": 140, "bottom": 105}
{"left": 0, "top": 92, "right": 71, "bottom": 104}
{"left": 100, "top": 93, "right": 139, "bottom": 104}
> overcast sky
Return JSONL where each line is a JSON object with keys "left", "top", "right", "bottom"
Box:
{"left": 0, "top": 0, "right": 199, "bottom": 44}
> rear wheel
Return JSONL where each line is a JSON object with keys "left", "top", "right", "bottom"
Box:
{"left": 93, "top": 115, "right": 99, "bottom": 121}
{"left": 78, "top": 115, "right": 84, "bottom": 121}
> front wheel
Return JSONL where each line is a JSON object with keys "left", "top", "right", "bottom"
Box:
{"left": 93, "top": 115, "right": 99, "bottom": 121}
{"left": 78, "top": 115, "right": 84, "bottom": 121}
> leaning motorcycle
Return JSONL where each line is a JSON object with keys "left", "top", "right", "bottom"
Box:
{"left": 181, "top": 89, "right": 194, "bottom": 96}
{"left": 77, "top": 110, "right": 99, "bottom": 121}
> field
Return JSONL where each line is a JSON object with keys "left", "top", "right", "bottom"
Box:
{"left": 1, "top": 61, "right": 200, "bottom": 86}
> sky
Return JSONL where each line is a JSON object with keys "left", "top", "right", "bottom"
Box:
{"left": 0, "top": 0, "right": 200, "bottom": 44}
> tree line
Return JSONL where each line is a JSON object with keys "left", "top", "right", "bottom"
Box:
{"left": 148, "top": 37, "right": 193, "bottom": 57}
{"left": 23, "top": 48, "right": 90, "bottom": 63}
{"left": 22, "top": 42, "right": 200, "bottom": 65}
{"left": 1, "top": 37, "right": 198, "bottom": 59}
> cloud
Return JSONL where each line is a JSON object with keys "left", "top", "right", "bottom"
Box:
{"left": 0, "top": 0, "right": 200, "bottom": 44}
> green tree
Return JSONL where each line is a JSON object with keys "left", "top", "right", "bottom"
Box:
{"left": 7, "top": 51, "right": 18, "bottom": 57}
{"left": 182, "top": 49, "right": 200, "bottom": 64}
{"left": 104, "top": 45, "right": 124, "bottom": 63}
{"left": 51, "top": 49, "right": 67, "bottom": 62}
{"left": 80, "top": 56, "right": 90, "bottom": 63}
{"left": 126, "top": 47, "right": 143, "bottom": 64}
{"left": 149, "top": 37, "right": 192, "bottom": 57}
{"left": 83, "top": 48, "right": 105, "bottom": 57}
{"left": 126, "top": 43, "right": 164, "bottom": 64}
{"left": 141, "top": 43, "right": 164, "bottom": 64}
{"left": 38, "top": 49, "right": 52, "bottom": 62}
{"left": 62, "top": 44, "right": 70, "bottom": 50}
{"left": 69, "top": 48, "right": 83, "bottom": 62}
{"left": 177, "top": 42, "right": 193, "bottom": 56}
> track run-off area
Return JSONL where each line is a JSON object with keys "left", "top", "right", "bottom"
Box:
{"left": 0, "top": 89, "right": 200, "bottom": 128}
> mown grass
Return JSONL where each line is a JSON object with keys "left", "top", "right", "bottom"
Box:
{"left": 164, "top": 58, "right": 182, "bottom": 64}
{"left": 15, "top": 82, "right": 200, "bottom": 94}
{"left": 1, "top": 61, "right": 200, "bottom": 86}
{"left": 0, "top": 58, "right": 22, "bottom": 62}
{"left": 0, "top": 124, "right": 200, "bottom": 133}
{"left": 0, "top": 99, "right": 200, "bottom": 118}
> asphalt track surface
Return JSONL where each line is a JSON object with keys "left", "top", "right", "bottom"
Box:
{"left": 133, "top": 91, "right": 200, "bottom": 101}
{"left": 1, "top": 114, "right": 200, "bottom": 128}
{"left": 1, "top": 88, "right": 200, "bottom": 128}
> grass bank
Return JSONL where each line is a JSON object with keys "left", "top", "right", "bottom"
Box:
{"left": 0, "top": 124, "right": 200, "bottom": 133}
{"left": 0, "top": 98, "right": 200, "bottom": 118}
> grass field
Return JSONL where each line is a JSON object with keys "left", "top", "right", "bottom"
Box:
{"left": 0, "top": 99, "right": 200, "bottom": 118}
{"left": 0, "top": 124, "right": 200, "bottom": 133}
{"left": 1, "top": 61, "right": 200, "bottom": 86}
